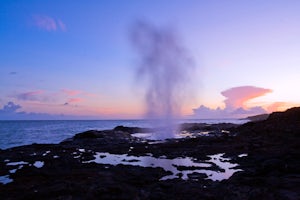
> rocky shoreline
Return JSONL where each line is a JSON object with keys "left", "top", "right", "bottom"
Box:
{"left": 0, "top": 108, "right": 299, "bottom": 199}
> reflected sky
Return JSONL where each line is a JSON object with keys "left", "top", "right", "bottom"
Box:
{"left": 83, "top": 152, "right": 241, "bottom": 181}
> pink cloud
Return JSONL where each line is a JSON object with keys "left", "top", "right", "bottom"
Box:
{"left": 32, "top": 15, "right": 66, "bottom": 32}
{"left": 63, "top": 98, "right": 84, "bottom": 106}
{"left": 60, "top": 89, "right": 99, "bottom": 106}
{"left": 61, "top": 89, "right": 81, "bottom": 96}
{"left": 266, "top": 102, "right": 293, "bottom": 112}
{"left": 83, "top": 92, "right": 98, "bottom": 97}
{"left": 61, "top": 89, "right": 99, "bottom": 98}
{"left": 221, "top": 86, "right": 272, "bottom": 109}
{"left": 64, "top": 98, "right": 84, "bottom": 106}
{"left": 68, "top": 98, "right": 83, "bottom": 103}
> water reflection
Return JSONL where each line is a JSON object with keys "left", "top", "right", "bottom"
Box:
{"left": 83, "top": 152, "right": 242, "bottom": 181}
{"left": 0, "top": 175, "right": 13, "bottom": 185}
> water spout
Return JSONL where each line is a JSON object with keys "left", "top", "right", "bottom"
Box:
{"left": 131, "top": 20, "right": 195, "bottom": 138}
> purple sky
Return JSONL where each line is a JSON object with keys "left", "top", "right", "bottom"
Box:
{"left": 1, "top": 1, "right": 300, "bottom": 119}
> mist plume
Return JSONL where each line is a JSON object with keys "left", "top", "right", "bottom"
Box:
{"left": 130, "top": 20, "right": 195, "bottom": 138}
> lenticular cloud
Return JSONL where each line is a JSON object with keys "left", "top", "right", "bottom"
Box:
{"left": 221, "top": 86, "right": 272, "bottom": 110}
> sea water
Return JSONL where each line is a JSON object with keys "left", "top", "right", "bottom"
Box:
{"left": 0, "top": 119, "right": 247, "bottom": 149}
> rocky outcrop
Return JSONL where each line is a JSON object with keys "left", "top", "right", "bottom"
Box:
{"left": 246, "top": 113, "right": 269, "bottom": 122}
{"left": 237, "top": 107, "right": 300, "bottom": 137}
{"left": 113, "top": 126, "right": 152, "bottom": 134}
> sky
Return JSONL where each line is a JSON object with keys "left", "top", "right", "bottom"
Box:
{"left": 1, "top": 0, "right": 300, "bottom": 120}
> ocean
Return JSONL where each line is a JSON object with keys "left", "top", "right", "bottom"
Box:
{"left": 0, "top": 119, "right": 247, "bottom": 150}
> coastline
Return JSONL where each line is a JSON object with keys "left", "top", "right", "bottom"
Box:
{"left": 0, "top": 108, "right": 299, "bottom": 199}
{"left": 0, "top": 118, "right": 248, "bottom": 150}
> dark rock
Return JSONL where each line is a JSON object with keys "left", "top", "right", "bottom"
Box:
{"left": 237, "top": 107, "right": 300, "bottom": 137}
{"left": 261, "top": 159, "right": 286, "bottom": 172}
{"left": 268, "top": 107, "right": 300, "bottom": 122}
{"left": 246, "top": 113, "right": 269, "bottom": 122}
{"left": 113, "top": 126, "right": 152, "bottom": 134}
{"left": 180, "top": 123, "right": 239, "bottom": 133}
{"left": 74, "top": 130, "right": 104, "bottom": 139}
{"left": 187, "top": 172, "right": 208, "bottom": 180}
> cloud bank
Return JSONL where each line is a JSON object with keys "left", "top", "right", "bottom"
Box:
{"left": 193, "top": 86, "right": 272, "bottom": 119}
{"left": 11, "top": 89, "right": 88, "bottom": 106}
{"left": 0, "top": 102, "right": 21, "bottom": 113}
{"left": 0, "top": 88, "right": 98, "bottom": 119}
{"left": 0, "top": 101, "right": 59, "bottom": 120}
{"left": 0, "top": 101, "right": 96, "bottom": 120}
{"left": 61, "top": 89, "right": 82, "bottom": 96}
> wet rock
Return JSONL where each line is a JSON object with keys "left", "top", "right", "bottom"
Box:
{"left": 278, "top": 190, "right": 300, "bottom": 200}
{"left": 180, "top": 123, "right": 238, "bottom": 133}
{"left": 261, "top": 159, "right": 286, "bottom": 172}
{"left": 74, "top": 130, "right": 104, "bottom": 139}
{"left": 113, "top": 126, "right": 152, "bottom": 134}
{"left": 265, "top": 176, "right": 281, "bottom": 187}
{"left": 187, "top": 172, "right": 208, "bottom": 180}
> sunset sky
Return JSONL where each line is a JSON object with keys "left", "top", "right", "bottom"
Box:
{"left": 1, "top": 0, "right": 300, "bottom": 119}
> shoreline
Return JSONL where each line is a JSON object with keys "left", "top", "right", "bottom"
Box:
{"left": 0, "top": 108, "right": 299, "bottom": 199}
{"left": 0, "top": 118, "right": 248, "bottom": 150}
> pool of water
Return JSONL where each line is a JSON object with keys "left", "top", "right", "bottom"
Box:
{"left": 83, "top": 151, "right": 242, "bottom": 181}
